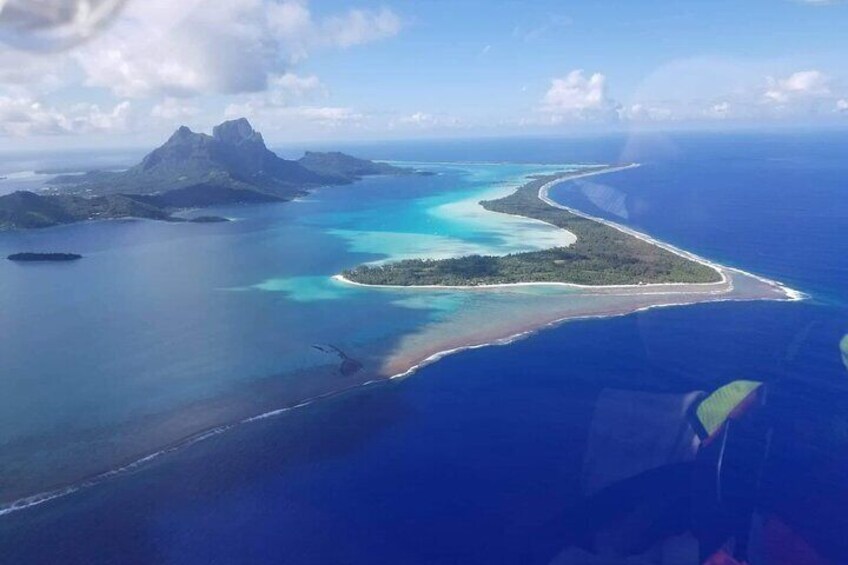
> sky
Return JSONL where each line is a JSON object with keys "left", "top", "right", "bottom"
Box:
{"left": 0, "top": 0, "right": 846, "bottom": 149}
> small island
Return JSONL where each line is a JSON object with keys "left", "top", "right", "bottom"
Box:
{"left": 341, "top": 165, "right": 722, "bottom": 287}
{"left": 8, "top": 252, "right": 82, "bottom": 262}
{"left": 187, "top": 216, "right": 230, "bottom": 223}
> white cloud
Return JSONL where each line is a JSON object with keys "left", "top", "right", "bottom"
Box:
{"left": 764, "top": 70, "right": 831, "bottom": 104}
{"left": 0, "top": 52, "right": 66, "bottom": 93}
{"left": 76, "top": 0, "right": 271, "bottom": 98}
{"left": 265, "top": 1, "right": 401, "bottom": 63}
{"left": 150, "top": 98, "right": 200, "bottom": 120}
{"left": 76, "top": 101, "right": 133, "bottom": 132}
{"left": 74, "top": 0, "right": 401, "bottom": 98}
{"left": 290, "top": 106, "right": 362, "bottom": 125}
{"left": 534, "top": 64, "right": 846, "bottom": 128}
{"left": 224, "top": 101, "right": 362, "bottom": 128}
{"left": 0, "top": 97, "right": 69, "bottom": 136}
{"left": 394, "top": 112, "right": 463, "bottom": 129}
{"left": 617, "top": 59, "right": 845, "bottom": 124}
{"left": 622, "top": 103, "right": 674, "bottom": 122}
{"left": 266, "top": 73, "right": 325, "bottom": 104}
{"left": 398, "top": 112, "right": 433, "bottom": 125}
{"left": 218, "top": 71, "right": 330, "bottom": 127}
{"left": 0, "top": 1, "right": 419, "bottom": 141}
{"left": 319, "top": 7, "right": 401, "bottom": 49}
{"left": 544, "top": 71, "right": 606, "bottom": 111}
{"left": 709, "top": 101, "right": 731, "bottom": 118}
{"left": 0, "top": 96, "right": 131, "bottom": 136}
{"left": 541, "top": 70, "right": 619, "bottom": 121}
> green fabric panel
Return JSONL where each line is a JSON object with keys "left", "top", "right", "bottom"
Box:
{"left": 696, "top": 380, "right": 762, "bottom": 437}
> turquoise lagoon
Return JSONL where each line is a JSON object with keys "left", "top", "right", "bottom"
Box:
{"left": 0, "top": 161, "right": 787, "bottom": 506}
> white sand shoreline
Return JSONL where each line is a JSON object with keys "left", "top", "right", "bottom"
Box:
{"left": 334, "top": 162, "right": 803, "bottom": 298}
{"left": 334, "top": 272, "right": 731, "bottom": 294}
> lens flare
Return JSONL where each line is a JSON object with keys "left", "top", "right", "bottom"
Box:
{"left": 0, "top": 0, "right": 127, "bottom": 51}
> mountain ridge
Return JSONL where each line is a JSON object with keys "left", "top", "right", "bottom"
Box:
{"left": 1, "top": 118, "right": 412, "bottom": 231}
{"left": 51, "top": 118, "right": 336, "bottom": 198}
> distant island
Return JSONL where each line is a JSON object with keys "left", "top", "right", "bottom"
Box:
{"left": 8, "top": 252, "right": 82, "bottom": 262}
{"left": 0, "top": 118, "right": 413, "bottom": 231}
{"left": 187, "top": 216, "right": 230, "bottom": 223}
{"left": 341, "top": 165, "right": 722, "bottom": 287}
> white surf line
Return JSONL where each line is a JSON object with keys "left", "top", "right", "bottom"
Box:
{"left": 537, "top": 166, "right": 804, "bottom": 299}
{"left": 386, "top": 285, "right": 805, "bottom": 382}
{"left": 0, "top": 375, "right": 395, "bottom": 519}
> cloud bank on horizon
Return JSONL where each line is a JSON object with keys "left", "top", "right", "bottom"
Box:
{"left": 540, "top": 67, "right": 844, "bottom": 125}
{"left": 0, "top": 0, "right": 845, "bottom": 146}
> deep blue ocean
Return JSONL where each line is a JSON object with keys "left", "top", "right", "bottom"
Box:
{"left": 1, "top": 130, "right": 847, "bottom": 563}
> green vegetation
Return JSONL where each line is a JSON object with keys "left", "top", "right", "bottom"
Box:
{"left": 298, "top": 151, "right": 410, "bottom": 181}
{"left": 7, "top": 252, "right": 82, "bottom": 262}
{"left": 343, "top": 169, "right": 722, "bottom": 286}
{"left": 0, "top": 190, "right": 170, "bottom": 230}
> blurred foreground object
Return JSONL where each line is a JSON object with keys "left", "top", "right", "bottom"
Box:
{"left": 0, "top": 0, "right": 127, "bottom": 51}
